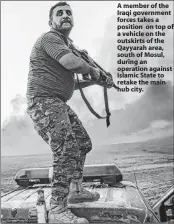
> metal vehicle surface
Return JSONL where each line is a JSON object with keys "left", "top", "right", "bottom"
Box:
{"left": 1, "top": 164, "right": 174, "bottom": 223}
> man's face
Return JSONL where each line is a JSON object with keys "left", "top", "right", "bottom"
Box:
{"left": 50, "top": 5, "right": 74, "bottom": 31}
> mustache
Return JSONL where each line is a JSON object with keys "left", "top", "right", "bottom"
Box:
{"left": 61, "top": 18, "right": 72, "bottom": 25}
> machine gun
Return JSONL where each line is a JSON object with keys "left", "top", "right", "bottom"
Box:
{"left": 70, "top": 44, "right": 119, "bottom": 89}
{"left": 69, "top": 43, "right": 120, "bottom": 127}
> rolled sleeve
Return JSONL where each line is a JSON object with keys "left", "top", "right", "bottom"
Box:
{"left": 41, "top": 32, "right": 72, "bottom": 61}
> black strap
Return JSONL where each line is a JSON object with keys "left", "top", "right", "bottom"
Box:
{"left": 104, "top": 86, "right": 111, "bottom": 127}
{"left": 76, "top": 74, "right": 111, "bottom": 127}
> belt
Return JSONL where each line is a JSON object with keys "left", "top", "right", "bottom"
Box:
{"left": 31, "top": 95, "right": 67, "bottom": 103}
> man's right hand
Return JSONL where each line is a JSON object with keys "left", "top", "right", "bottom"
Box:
{"left": 89, "top": 67, "right": 100, "bottom": 81}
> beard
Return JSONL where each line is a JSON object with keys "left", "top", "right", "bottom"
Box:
{"left": 53, "top": 23, "right": 73, "bottom": 37}
{"left": 54, "top": 20, "right": 73, "bottom": 31}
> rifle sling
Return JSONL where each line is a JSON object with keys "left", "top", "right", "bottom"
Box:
{"left": 76, "top": 74, "right": 111, "bottom": 127}
{"left": 104, "top": 86, "right": 111, "bottom": 127}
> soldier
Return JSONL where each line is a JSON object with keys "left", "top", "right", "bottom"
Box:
{"left": 26, "top": 1, "right": 112, "bottom": 223}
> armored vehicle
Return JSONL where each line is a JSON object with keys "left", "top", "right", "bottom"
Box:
{"left": 1, "top": 164, "right": 174, "bottom": 223}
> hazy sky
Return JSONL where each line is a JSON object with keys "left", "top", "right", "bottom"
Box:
{"left": 1, "top": 1, "right": 173, "bottom": 125}
{"left": 1, "top": 1, "right": 119, "bottom": 124}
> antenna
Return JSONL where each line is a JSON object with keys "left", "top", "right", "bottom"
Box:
{"left": 133, "top": 171, "right": 138, "bottom": 189}
{"left": 133, "top": 170, "right": 161, "bottom": 223}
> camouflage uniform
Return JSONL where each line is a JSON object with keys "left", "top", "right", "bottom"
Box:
{"left": 27, "top": 96, "right": 92, "bottom": 208}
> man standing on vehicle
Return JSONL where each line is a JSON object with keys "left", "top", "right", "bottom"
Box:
{"left": 27, "top": 1, "right": 112, "bottom": 223}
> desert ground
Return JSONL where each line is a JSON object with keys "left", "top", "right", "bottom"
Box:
{"left": 1, "top": 136, "right": 173, "bottom": 206}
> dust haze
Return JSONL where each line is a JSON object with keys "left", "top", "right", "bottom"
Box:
{"left": 1, "top": 9, "right": 173, "bottom": 156}
{"left": 1, "top": 80, "right": 173, "bottom": 156}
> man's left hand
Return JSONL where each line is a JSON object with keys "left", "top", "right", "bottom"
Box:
{"left": 96, "top": 71, "right": 114, "bottom": 88}
{"left": 105, "top": 76, "right": 114, "bottom": 88}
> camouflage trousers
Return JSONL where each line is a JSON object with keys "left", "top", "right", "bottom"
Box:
{"left": 27, "top": 97, "right": 92, "bottom": 208}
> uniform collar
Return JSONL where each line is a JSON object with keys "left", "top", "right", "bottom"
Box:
{"left": 50, "top": 28, "right": 73, "bottom": 42}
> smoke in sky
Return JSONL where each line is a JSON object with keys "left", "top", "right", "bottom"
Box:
{"left": 85, "top": 81, "right": 173, "bottom": 144}
{"left": 1, "top": 5, "right": 173, "bottom": 156}
{"left": 1, "top": 80, "right": 173, "bottom": 156}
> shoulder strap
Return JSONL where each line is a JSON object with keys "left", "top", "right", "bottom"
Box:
{"left": 76, "top": 74, "right": 111, "bottom": 127}
{"left": 104, "top": 86, "right": 111, "bottom": 127}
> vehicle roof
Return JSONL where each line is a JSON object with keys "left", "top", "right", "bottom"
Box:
{"left": 2, "top": 181, "right": 148, "bottom": 223}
